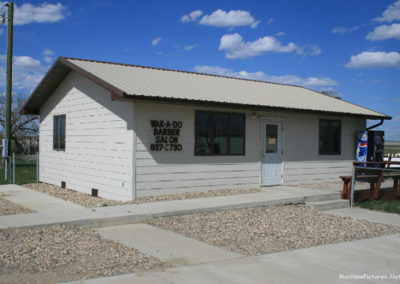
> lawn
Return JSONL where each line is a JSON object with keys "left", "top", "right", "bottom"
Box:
{"left": 357, "top": 200, "right": 400, "bottom": 214}
{"left": 385, "top": 141, "right": 400, "bottom": 156}
{"left": 0, "top": 159, "right": 37, "bottom": 185}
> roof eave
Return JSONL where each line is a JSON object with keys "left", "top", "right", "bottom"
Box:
{"left": 22, "top": 57, "right": 126, "bottom": 115}
{"left": 118, "top": 94, "right": 392, "bottom": 120}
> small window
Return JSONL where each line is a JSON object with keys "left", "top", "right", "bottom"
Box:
{"left": 319, "top": 119, "right": 341, "bottom": 155}
{"left": 53, "top": 115, "right": 66, "bottom": 151}
{"left": 195, "top": 111, "right": 245, "bottom": 155}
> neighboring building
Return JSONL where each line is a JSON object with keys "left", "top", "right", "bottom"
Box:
{"left": 23, "top": 57, "right": 391, "bottom": 201}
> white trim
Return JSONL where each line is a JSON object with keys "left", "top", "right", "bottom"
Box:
{"left": 132, "top": 102, "right": 137, "bottom": 199}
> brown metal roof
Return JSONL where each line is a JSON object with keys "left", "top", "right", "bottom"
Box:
{"left": 23, "top": 56, "right": 391, "bottom": 120}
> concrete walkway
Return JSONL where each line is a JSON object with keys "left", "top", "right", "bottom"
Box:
{"left": 97, "top": 224, "right": 242, "bottom": 266}
{"left": 0, "top": 184, "right": 341, "bottom": 230}
{"left": 68, "top": 233, "right": 400, "bottom": 284}
{"left": 328, "top": 207, "right": 400, "bottom": 226}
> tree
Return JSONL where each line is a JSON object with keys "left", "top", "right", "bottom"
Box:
{"left": 0, "top": 94, "right": 38, "bottom": 154}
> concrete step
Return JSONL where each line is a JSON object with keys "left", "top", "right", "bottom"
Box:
{"left": 306, "top": 199, "right": 349, "bottom": 211}
{"left": 304, "top": 192, "right": 342, "bottom": 203}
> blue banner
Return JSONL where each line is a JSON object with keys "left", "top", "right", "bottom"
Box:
{"left": 356, "top": 130, "right": 368, "bottom": 167}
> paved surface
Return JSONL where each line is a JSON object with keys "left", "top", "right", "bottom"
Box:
{"left": 328, "top": 207, "right": 400, "bottom": 226}
{"left": 68, "top": 234, "right": 400, "bottom": 284}
{"left": 1, "top": 184, "right": 400, "bottom": 283}
{"left": 97, "top": 224, "right": 242, "bottom": 265}
{"left": 0, "top": 184, "right": 340, "bottom": 230}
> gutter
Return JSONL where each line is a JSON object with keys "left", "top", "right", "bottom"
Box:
{"left": 366, "top": 119, "right": 384, "bottom": 131}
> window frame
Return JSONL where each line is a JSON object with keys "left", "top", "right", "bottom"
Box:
{"left": 53, "top": 114, "right": 66, "bottom": 151}
{"left": 318, "top": 118, "right": 341, "bottom": 155}
{"left": 194, "top": 110, "right": 246, "bottom": 156}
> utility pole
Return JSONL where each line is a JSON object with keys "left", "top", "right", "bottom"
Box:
{"left": 5, "top": 2, "right": 13, "bottom": 156}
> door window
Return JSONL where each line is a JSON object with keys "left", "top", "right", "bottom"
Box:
{"left": 265, "top": 124, "right": 278, "bottom": 153}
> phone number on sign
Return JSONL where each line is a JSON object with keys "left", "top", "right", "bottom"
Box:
{"left": 150, "top": 143, "right": 183, "bottom": 151}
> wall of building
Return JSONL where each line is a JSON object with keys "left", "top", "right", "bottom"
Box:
{"left": 134, "top": 102, "right": 366, "bottom": 197}
{"left": 39, "top": 71, "right": 135, "bottom": 201}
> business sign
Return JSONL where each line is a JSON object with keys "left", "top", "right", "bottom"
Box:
{"left": 150, "top": 120, "right": 183, "bottom": 152}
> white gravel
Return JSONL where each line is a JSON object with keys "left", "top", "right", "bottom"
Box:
{"left": 0, "top": 197, "right": 35, "bottom": 216}
{"left": 0, "top": 225, "right": 166, "bottom": 283}
{"left": 24, "top": 183, "right": 261, "bottom": 208}
{"left": 148, "top": 205, "right": 400, "bottom": 256}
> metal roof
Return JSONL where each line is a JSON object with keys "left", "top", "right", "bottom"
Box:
{"left": 23, "top": 57, "right": 391, "bottom": 119}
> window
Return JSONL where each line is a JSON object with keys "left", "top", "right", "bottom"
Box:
{"left": 195, "top": 111, "right": 245, "bottom": 155}
{"left": 319, "top": 119, "right": 341, "bottom": 155}
{"left": 53, "top": 115, "right": 66, "bottom": 151}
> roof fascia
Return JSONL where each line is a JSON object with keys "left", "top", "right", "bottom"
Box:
{"left": 119, "top": 94, "right": 392, "bottom": 120}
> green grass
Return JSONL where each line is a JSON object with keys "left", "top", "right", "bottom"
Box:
{"left": 357, "top": 200, "right": 400, "bottom": 214}
{"left": 385, "top": 141, "right": 400, "bottom": 156}
{"left": 0, "top": 159, "right": 37, "bottom": 185}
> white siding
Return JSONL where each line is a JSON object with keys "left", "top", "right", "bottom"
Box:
{"left": 134, "top": 102, "right": 366, "bottom": 197}
{"left": 134, "top": 103, "right": 260, "bottom": 197}
{"left": 39, "top": 71, "right": 134, "bottom": 201}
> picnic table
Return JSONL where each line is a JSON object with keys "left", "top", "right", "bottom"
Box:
{"left": 340, "top": 160, "right": 400, "bottom": 202}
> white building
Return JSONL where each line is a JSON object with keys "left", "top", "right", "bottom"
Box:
{"left": 23, "top": 57, "right": 391, "bottom": 201}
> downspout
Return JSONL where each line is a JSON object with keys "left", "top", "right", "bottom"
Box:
{"left": 366, "top": 119, "right": 384, "bottom": 131}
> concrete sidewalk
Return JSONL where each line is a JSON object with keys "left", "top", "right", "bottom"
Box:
{"left": 0, "top": 184, "right": 341, "bottom": 231}
{"left": 68, "top": 233, "right": 400, "bottom": 284}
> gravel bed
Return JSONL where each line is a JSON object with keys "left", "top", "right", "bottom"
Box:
{"left": 0, "top": 197, "right": 35, "bottom": 216}
{"left": 24, "top": 183, "right": 261, "bottom": 208}
{"left": 288, "top": 181, "right": 343, "bottom": 191}
{"left": 0, "top": 225, "right": 166, "bottom": 283}
{"left": 147, "top": 205, "right": 400, "bottom": 256}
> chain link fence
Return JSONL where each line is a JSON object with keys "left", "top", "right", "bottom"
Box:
{"left": 350, "top": 160, "right": 400, "bottom": 206}
{"left": 0, "top": 153, "right": 38, "bottom": 185}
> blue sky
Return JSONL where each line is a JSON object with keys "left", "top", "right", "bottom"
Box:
{"left": 1, "top": 0, "right": 400, "bottom": 140}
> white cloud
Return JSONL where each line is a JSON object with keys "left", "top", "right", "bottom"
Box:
{"left": 193, "top": 65, "right": 338, "bottom": 89}
{"left": 0, "top": 55, "right": 45, "bottom": 91}
{"left": 13, "top": 2, "right": 68, "bottom": 25}
{"left": 219, "top": 33, "right": 298, "bottom": 59}
{"left": 43, "top": 56, "right": 53, "bottom": 64}
{"left": 184, "top": 44, "right": 199, "bottom": 51}
{"left": 297, "top": 45, "right": 322, "bottom": 56}
{"left": 366, "top": 23, "right": 400, "bottom": 40}
{"left": 374, "top": 0, "right": 400, "bottom": 22}
{"left": 180, "top": 10, "right": 203, "bottom": 23}
{"left": 346, "top": 51, "right": 400, "bottom": 69}
{"left": 267, "top": 18, "right": 274, "bottom": 25}
{"left": 199, "top": 9, "right": 260, "bottom": 29}
{"left": 42, "top": 48, "right": 54, "bottom": 64}
{"left": 42, "top": 48, "right": 54, "bottom": 56}
{"left": 331, "top": 25, "right": 359, "bottom": 35}
{"left": 151, "top": 37, "right": 162, "bottom": 46}
{"left": 275, "top": 31, "right": 285, "bottom": 36}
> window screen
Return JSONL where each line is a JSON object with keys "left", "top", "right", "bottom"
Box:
{"left": 53, "top": 115, "right": 66, "bottom": 151}
{"left": 319, "top": 119, "right": 341, "bottom": 155}
{"left": 195, "top": 111, "right": 245, "bottom": 155}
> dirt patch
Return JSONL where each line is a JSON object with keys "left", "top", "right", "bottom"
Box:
{"left": 0, "top": 197, "right": 35, "bottom": 216}
{"left": 147, "top": 205, "right": 400, "bottom": 256}
{"left": 24, "top": 183, "right": 261, "bottom": 208}
{"left": 0, "top": 225, "right": 166, "bottom": 283}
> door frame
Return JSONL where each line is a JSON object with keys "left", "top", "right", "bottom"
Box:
{"left": 259, "top": 117, "right": 285, "bottom": 186}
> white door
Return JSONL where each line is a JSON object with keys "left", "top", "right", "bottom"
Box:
{"left": 261, "top": 120, "right": 283, "bottom": 186}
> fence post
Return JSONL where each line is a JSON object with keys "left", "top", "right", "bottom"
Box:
{"left": 8, "top": 156, "right": 11, "bottom": 184}
{"left": 4, "top": 158, "right": 7, "bottom": 181}
{"left": 36, "top": 151, "right": 39, "bottom": 184}
{"left": 350, "top": 165, "right": 356, "bottom": 207}
{"left": 12, "top": 153, "right": 15, "bottom": 184}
